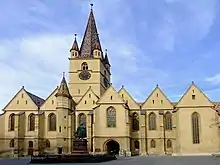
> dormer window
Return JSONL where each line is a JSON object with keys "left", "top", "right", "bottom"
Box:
{"left": 81, "top": 62, "right": 88, "bottom": 70}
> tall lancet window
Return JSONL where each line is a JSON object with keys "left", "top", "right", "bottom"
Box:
{"left": 29, "top": 113, "right": 35, "bottom": 131}
{"left": 107, "top": 106, "right": 116, "bottom": 127}
{"left": 148, "top": 112, "right": 156, "bottom": 130}
{"left": 192, "top": 112, "right": 200, "bottom": 144}
{"left": 9, "top": 113, "right": 15, "bottom": 131}
{"left": 132, "top": 112, "right": 139, "bottom": 131}
{"left": 165, "top": 112, "right": 172, "bottom": 130}
{"left": 48, "top": 113, "right": 56, "bottom": 131}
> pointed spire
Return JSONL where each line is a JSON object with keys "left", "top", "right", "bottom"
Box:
{"left": 70, "top": 34, "right": 79, "bottom": 52}
{"left": 104, "top": 49, "right": 110, "bottom": 66}
{"left": 80, "top": 4, "right": 102, "bottom": 58}
{"left": 55, "top": 73, "right": 72, "bottom": 99}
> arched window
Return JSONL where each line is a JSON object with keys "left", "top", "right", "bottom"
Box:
{"left": 132, "top": 112, "right": 139, "bottom": 131}
{"left": 150, "top": 139, "right": 156, "bottom": 148}
{"left": 9, "top": 113, "right": 15, "bottom": 131}
{"left": 165, "top": 112, "right": 172, "bottom": 130}
{"left": 45, "top": 140, "right": 50, "bottom": 148}
{"left": 134, "top": 140, "right": 140, "bottom": 149}
{"left": 167, "top": 139, "right": 172, "bottom": 148}
{"left": 48, "top": 113, "right": 56, "bottom": 131}
{"left": 78, "top": 113, "right": 86, "bottom": 125}
{"left": 148, "top": 112, "right": 156, "bottom": 130}
{"left": 107, "top": 106, "right": 116, "bottom": 127}
{"left": 29, "top": 113, "right": 35, "bottom": 131}
{"left": 9, "top": 139, "right": 14, "bottom": 148}
{"left": 81, "top": 62, "right": 88, "bottom": 70}
{"left": 192, "top": 112, "right": 200, "bottom": 144}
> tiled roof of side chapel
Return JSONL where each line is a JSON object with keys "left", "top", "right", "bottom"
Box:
{"left": 26, "top": 91, "right": 45, "bottom": 107}
{"left": 80, "top": 4, "right": 102, "bottom": 58}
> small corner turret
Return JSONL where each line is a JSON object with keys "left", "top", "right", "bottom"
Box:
{"left": 55, "top": 73, "right": 72, "bottom": 99}
{"left": 93, "top": 39, "right": 102, "bottom": 58}
{"left": 70, "top": 34, "right": 79, "bottom": 58}
{"left": 55, "top": 72, "right": 73, "bottom": 110}
{"left": 104, "top": 49, "right": 110, "bottom": 71}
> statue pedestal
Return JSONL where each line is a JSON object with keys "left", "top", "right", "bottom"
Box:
{"left": 30, "top": 138, "right": 117, "bottom": 163}
{"left": 72, "top": 139, "right": 89, "bottom": 155}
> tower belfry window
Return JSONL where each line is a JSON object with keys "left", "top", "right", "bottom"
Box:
{"left": 81, "top": 62, "right": 88, "bottom": 70}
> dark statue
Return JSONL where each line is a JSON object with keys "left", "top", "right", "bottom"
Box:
{"left": 75, "top": 122, "right": 87, "bottom": 139}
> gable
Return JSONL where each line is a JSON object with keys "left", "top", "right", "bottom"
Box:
{"left": 176, "top": 83, "right": 214, "bottom": 107}
{"left": 142, "top": 86, "right": 173, "bottom": 109}
{"left": 118, "top": 87, "right": 139, "bottom": 109}
{"left": 40, "top": 87, "right": 59, "bottom": 110}
{"left": 3, "top": 87, "right": 39, "bottom": 111}
{"left": 97, "top": 86, "right": 125, "bottom": 104}
{"left": 76, "top": 87, "right": 99, "bottom": 110}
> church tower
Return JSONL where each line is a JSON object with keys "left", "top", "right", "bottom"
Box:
{"left": 69, "top": 4, "right": 111, "bottom": 102}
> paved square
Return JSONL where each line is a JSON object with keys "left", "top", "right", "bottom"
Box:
{"left": 1, "top": 156, "right": 220, "bottom": 165}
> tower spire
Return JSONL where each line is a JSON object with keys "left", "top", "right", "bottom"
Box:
{"left": 80, "top": 4, "right": 102, "bottom": 58}
{"left": 70, "top": 34, "right": 79, "bottom": 52}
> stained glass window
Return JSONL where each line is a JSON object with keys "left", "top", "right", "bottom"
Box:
{"left": 48, "top": 113, "right": 56, "bottom": 131}
{"left": 107, "top": 106, "right": 116, "bottom": 127}
{"left": 9, "top": 113, "right": 15, "bottom": 131}
{"left": 165, "top": 112, "right": 172, "bottom": 130}
{"left": 132, "top": 112, "right": 139, "bottom": 131}
{"left": 192, "top": 112, "right": 200, "bottom": 144}
{"left": 78, "top": 113, "right": 86, "bottom": 125}
{"left": 29, "top": 113, "right": 35, "bottom": 131}
{"left": 149, "top": 112, "right": 156, "bottom": 130}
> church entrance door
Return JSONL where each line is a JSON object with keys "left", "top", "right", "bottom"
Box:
{"left": 106, "top": 140, "right": 120, "bottom": 155}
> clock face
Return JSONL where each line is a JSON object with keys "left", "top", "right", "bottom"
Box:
{"left": 104, "top": 77, "right": 109, "bottom": 87}
{"left": 79, "top": 71, "right": 91, "bottom": 80}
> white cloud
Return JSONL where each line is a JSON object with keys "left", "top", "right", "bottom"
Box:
{"left": 0, "top": 34, "right": 74, "bottom": 110}
{"left": 153, "top": 0, "right": 217, "bottom": 51}
{"left": 206, "top": 74, "right": 220, "bottom": 84}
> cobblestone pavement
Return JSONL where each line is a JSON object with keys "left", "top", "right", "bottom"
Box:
{"left": 0, "top": 155, "right": 220, "bottom": 165}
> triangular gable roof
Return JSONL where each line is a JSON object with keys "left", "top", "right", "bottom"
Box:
{"left": 97, "top": 85, "right": 125, "bottom": 104}
{"left": 175, "top": 82, "right": 214, "bottom": 107}
{"left": 141, "top": 85, "right": 173, "bottom": 109}
{"left": 76, "top": 86, "right": 99, "bottom": 109}
{"left": 40, "top": 86, "right": 59, "bottom": 108}
{"left": 118, "top": 86, "right": 140, "bottom": 109}
{"left": 2, "top": 86, "right": 45, "bottom": 111}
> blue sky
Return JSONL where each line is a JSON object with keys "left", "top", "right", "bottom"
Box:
{"left": 0, "top": 0, "right": 220, "bottom": 109}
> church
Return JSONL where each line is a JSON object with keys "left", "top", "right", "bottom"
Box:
{"left": 0, "top": 5, "right": 220, "bottom": 157}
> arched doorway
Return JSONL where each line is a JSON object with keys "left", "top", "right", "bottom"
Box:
{"left": 105, "top": 140, "right": 120, "bottom": 155}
